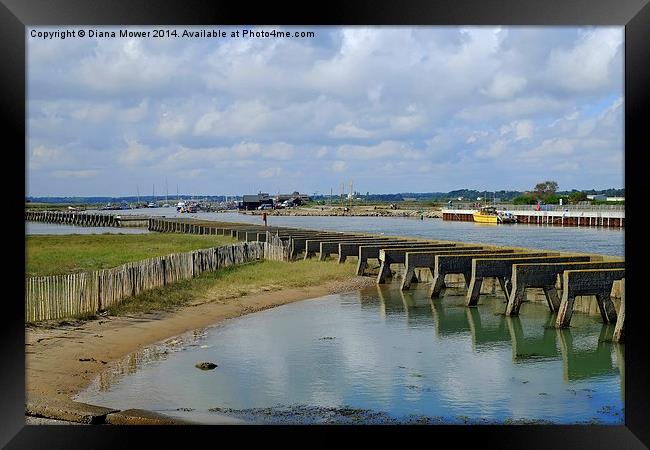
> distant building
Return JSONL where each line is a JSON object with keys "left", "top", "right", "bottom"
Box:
{"left": 274, "top": 191, "right": 311, "bottom": 205}
{"left": 239, "top": 193, "right": 273, "bottom": 210}
{"left": 402, "top": 197, "right": 417, "bottom": 202}
{"left": 587, "top": 194, "right": 607, "bottom": 201}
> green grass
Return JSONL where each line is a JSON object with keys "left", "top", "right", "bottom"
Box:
{"left": 25, "top": 202, "right": 94, "bottom": 211}
{"left": 108, "top": 259, "right": 356, "bottom": 316}
{"left": 25, "top": 233, "right": 238, "bottom": 277}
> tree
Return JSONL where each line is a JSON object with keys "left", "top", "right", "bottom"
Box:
{"left": 513, "top": 195, "right": 536, "bottom": 205}
{"left": 534, "top": 181, "right": 558, "bottom": 198}
{"left": 568, "top": 191, "right": 587, "bottom": 203}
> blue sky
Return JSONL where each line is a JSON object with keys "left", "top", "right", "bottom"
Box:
{"left": 26, "top": 26, "right": 624, "bottom": 197}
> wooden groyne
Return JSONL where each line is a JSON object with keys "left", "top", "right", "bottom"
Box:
{"left": 25, "top": 241, "right": 288, "bottom": 322}
{"left": 441, "top": 207, "right": 624, "bottom": 228}
{"left": 25, "top": 210, "right": 150, "bottom": 227}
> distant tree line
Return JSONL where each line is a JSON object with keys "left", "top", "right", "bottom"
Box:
{"left": 512, "top": 182, "right": 624, "bottom": 205}
{"left": 27, "top": 186, "right": 624, "bottom": 205}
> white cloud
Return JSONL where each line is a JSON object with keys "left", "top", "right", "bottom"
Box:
{"left": 120, "top": 100, "right": 149, "bottom": 123}
{"left": 389, "top": 113, "right": 427, "bottom": 132}
{"left": 545, "top": 28, "right": 622, "bottom": 92}
{"left": 456, "top": 96, "right": 567, "bottom": 122}
{"left": 156, "top": 113, "right": 187, "bottom": 139}
{"left": 51, "top": 169, "right": 99, "bottom": 178}
{"left": 337, "top": 141, "right": 422, "bottom": 160}
{"left": 117, "top": 138, "right": 158, "bottom": 167}
{"left": 481, "top": 73, "right": 527, "bottom": 99}
{"left": 258, "top": 167, "right": 284, "bottom": 178}
{"left": 70, "top": 103, "right": 113, "bottom": 122}
{"left": 26, "top": 26, "right": 624, "bottom": 195}
{"left": 475, "top": 140, "right": 508, "bottom": 160}
{"left": 522, "top": 137, "right": 574, "bottom": 160}
{"left": 500, "top": 120, "right": 534, "bottom": 141}
{"left": 329, "top": 122, "right": 374, "bottom": 139}
{"left": 30, "top": 144, "right": 66, "bottom": 169}
{"left": 76, "top": 38, "right": 183, "bottom": 94}
{"left": 513, "top": 120, "right": 534, "bottom": 141}
{"left": 332, "top": 161, "right": 347, "bottom": 172}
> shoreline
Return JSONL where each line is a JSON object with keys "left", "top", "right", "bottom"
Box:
{"left": 25, "top": 276, "right": 376, "bottom": 409}
{"left": 239, "top": 207, "right": 442, "bottom": 218}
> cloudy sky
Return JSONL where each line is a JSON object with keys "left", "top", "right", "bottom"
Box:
{"left": 27, "top": 26, "right": 624, "bottom": 197}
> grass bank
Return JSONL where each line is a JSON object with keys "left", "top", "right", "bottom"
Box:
{"left": 26, "top": 202, "right": 97, "bottom": 211}
{"left": 108, "top": 259, "right": 356, "bottom": 316}
{"left": 26, "top": 233, "right": 237, "bottom": 277}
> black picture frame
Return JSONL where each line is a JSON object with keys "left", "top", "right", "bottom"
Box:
{"left": 2, "top": 0, "right": 648, "bottom": 448}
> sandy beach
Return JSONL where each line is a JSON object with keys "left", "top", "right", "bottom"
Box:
{"left": 25, "top": 276, "right": 375, "bottom": 405}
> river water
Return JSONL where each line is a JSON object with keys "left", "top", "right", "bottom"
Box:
{"left": 91, "top": 207, "right": 624, "bottom": 256}
{"left": 39, "top": 207, "right": 622, "bottom": 423}
{"left": 75, "top": 281, "right": 624, "bottom": 425}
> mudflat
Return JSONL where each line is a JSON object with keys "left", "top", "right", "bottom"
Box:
{"left": 25, "top": 276, "right": 375, "bottom": 404}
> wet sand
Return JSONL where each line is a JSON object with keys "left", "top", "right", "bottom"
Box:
{"left": 25, "top": 276, "right": 375, "bottom": 404}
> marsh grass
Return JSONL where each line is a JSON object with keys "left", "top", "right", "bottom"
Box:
{"left": 25, "top": 202, "right": 93, "bottom": 211}
{"left": 25, "top": 233, "right": 238, "bottom": 277}
{"left": 108, "top": 259, "right": 357, "bottom": 316}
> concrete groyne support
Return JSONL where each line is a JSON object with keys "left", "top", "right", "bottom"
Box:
{"left": 354, "top": 242, "right": 453, "bottom": 276}
{"left": 305, "top": 236, "right": 390, "bottom": 260}
{"left": 555, "top": 269, "right": 625, "bottom": 328}
{"left": 465, "top": 255, "right": 591, "bottom": 307}
{"left": 430, "top": 252, "right": 552, "bottom": 298}
{"left": 505, "top": 261, "right": 626, "bottom": 316}
{"left": 613, "top": 278, "right": 625, "bottom": 343}
{"left": 398, "top": 248, "right": 512, "bottom": 289}
{"left": 377, "top": 245, "right": 483, "bottom": 284}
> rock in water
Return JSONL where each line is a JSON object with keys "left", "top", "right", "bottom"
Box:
{"left": 195, "top": 362, "right": 218, "bottom": 370}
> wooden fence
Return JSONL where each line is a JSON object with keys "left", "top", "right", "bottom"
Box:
{"left": 25, "top": 242, "right": 283, "bottom": 322}
{"left": 263, "top": 231, "right": 291, "bottom": 262}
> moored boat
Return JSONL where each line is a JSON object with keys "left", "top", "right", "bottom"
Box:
{"left": 473, "top": 206, "right": 517, "bottom": 224}
{"left": 473, "top": 207, "right": 498, "bottom": 223}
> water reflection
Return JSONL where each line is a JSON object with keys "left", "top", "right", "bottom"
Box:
{"left": 78, "top": 283, "right": 623, "bottom": 424}
{"left": 613, "top": 343, "right": 625, "bottom": 401}
{"left": 507, "top": 315, "right": 559, "bottom": 362}
{"left": 376, "top": 282, "right": 622, "bottom": 387}
{"left": 89, "top": 329, "right": 208, "bottom": 394}
{"left": 466, "top": 307, "right": 511, "bottom": 350}
{"left": 557, "top": 325, "right": 619, "bottom": 382}
{"left": 430, "top": 297, "right": 471, "bottom": 337}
